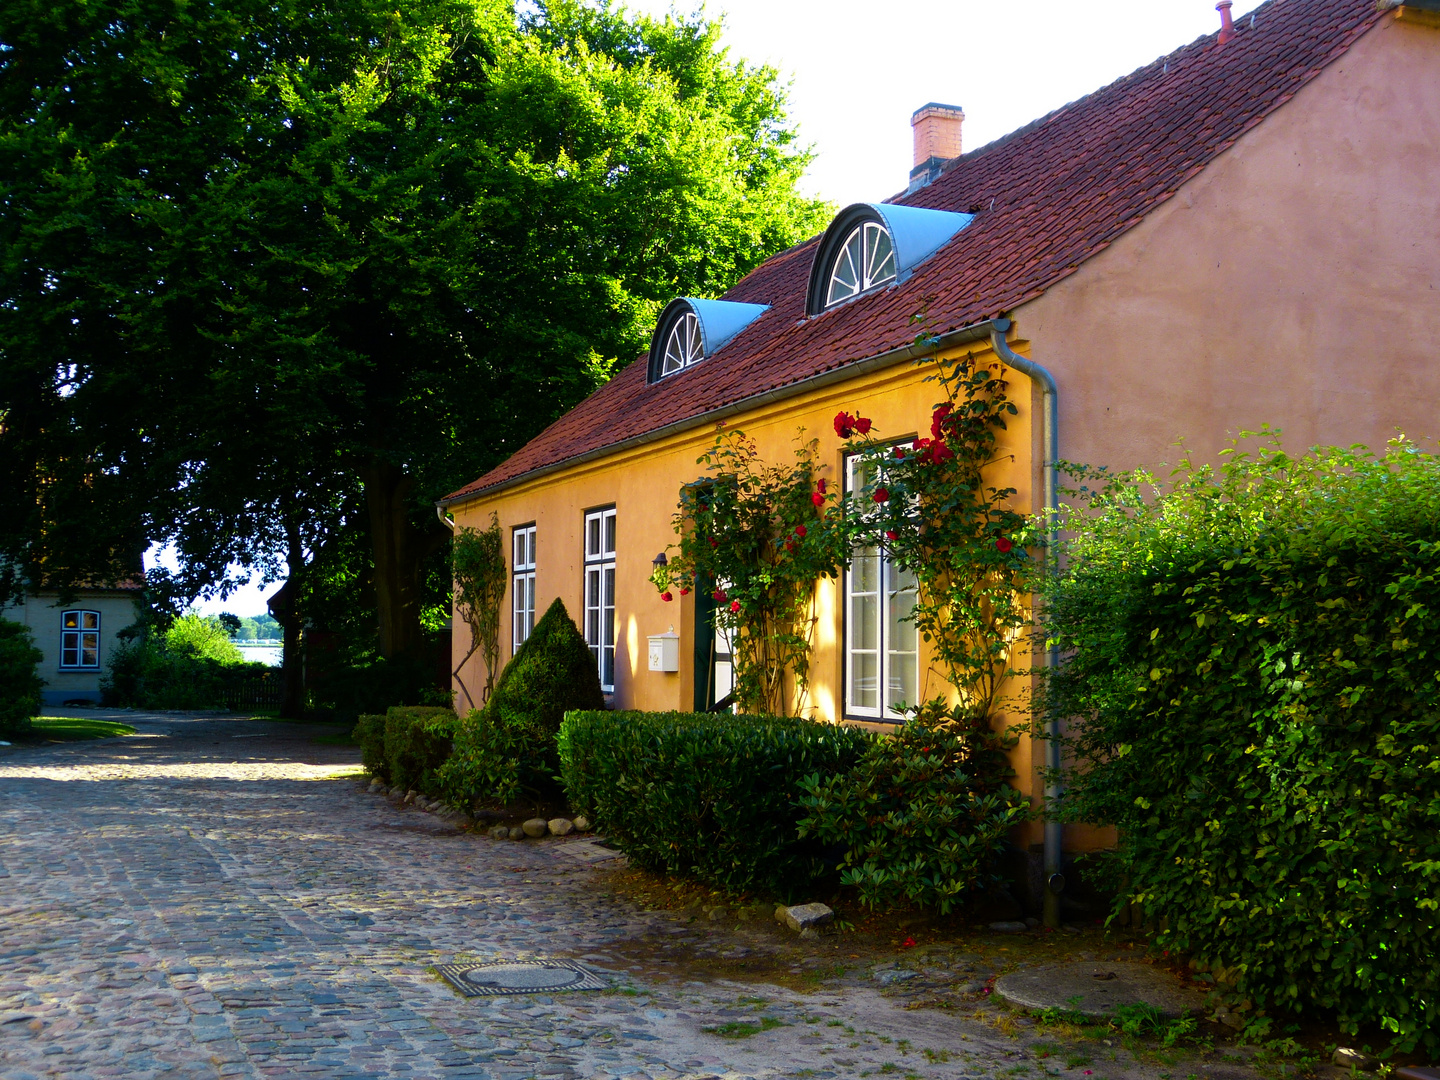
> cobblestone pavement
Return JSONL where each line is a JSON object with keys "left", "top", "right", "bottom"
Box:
{"left": 1, "top": 712, "right": 1254, "bottom": 1080}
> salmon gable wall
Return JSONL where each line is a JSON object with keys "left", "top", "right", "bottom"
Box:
{"left": 448, "top": 340, "right": 1042, "bottom": 795}
{"left": 1017, "top": 15, "right": 1440, "bottom": 474}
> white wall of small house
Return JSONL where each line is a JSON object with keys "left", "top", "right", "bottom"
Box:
{"left": 0, "top": 592, "right": 142, "bottom": 706}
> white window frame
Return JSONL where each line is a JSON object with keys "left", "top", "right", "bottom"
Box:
{"left": 826, "top": 221, "right": 897, "bottom": 307}
{"left": 60, "top": 609, "right": 101, "bottom": 670}
{"left": 843, "top": 455, "right": 919, "bottom": 721}
{"left": 659, "top": 311, "right": 704, "bottom": 376}
{"left": 583, "top": 507, "right": 617, "bottom": 693}
{"left": 512, "top": 524, "right": 537, "bottom": 654}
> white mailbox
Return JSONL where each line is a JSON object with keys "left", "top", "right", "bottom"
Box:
{"left": 648, "top": 629, "right": 681, "bottom": 673}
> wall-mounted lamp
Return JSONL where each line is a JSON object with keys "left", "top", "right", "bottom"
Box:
{"left": 652, "top": 552, "right": 668, "bottom": 569}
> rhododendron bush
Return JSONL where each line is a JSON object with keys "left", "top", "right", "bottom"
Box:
{"left": 654, "top": 426, "right": 849, "bottom": 715}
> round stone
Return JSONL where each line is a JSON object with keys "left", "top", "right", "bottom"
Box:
{"left": 508, "top": 826, "right": 525, "bottom": 841}
{"left": 571, "top": 815, "right": 590, "bottom": 832}
{"left": 547, "top": 818, "right": 573, "bottom": 837}
{"left": 521, "top": 817, "right": 548, "bottom": 838}
{"left": 489, "top": 825, "right": 508, "bottom": 840}
{"left": 993, "top": 961, "right": 1206, "bottom": 1018}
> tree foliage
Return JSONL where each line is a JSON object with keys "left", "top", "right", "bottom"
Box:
{"left": 1044, "top": 433, "right": 1440, "bottom": 1055}
{"left": 0, "top": 0, "right": 829, "bottom": 660}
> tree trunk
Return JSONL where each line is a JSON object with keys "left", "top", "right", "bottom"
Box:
{"left": 270, "top": 504, "right": 308, "bottom": 720}
{"left": 359, "top": 458, "right": 430, "bottom": 662}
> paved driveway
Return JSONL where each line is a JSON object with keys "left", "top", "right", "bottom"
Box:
{"left": 1, "top": 712, "right": 1244, "bottom": 1080}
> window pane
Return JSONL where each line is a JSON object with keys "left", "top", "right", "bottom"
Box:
{"left": 887, "top": 652, "right": 917, "bottom": 714}
{"left": 587, "top": 516, "right": 600, "bottom": 558}
{"left": 851, "top": 651, "right": 878, "bottom": 711}
{"left": 602, "top": 567, "right": 615, "bottom": 647}
{"left": 63, "top": 612, "right": 79, "bottom": 629}
{"left": 603, "top": 513, "right": 616, "bottom": 557}
{"left": 527, "top": 529, "right": 536, "bottom": 567}
{"left": 852, "top": 588, "right": 879, "bottom": 651}
{"left": 82, "top": 612, "right": 99, "bottom": 630}
{"left": 852, "top": 547, "right": 880, "bottom": 594}
{"left": 62, "top": 643, "right": 79, "bottom": 667}
{"left": 82, "top": 632, "right": 99, "bottom": 667}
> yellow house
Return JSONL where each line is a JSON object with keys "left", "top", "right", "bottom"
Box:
{"left": 440, "top": 0, "right": 1440, "bottom": 903}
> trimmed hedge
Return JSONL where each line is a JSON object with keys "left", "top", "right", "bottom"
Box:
{"left": 0, "top": 618, "right": 43, "bottom": 737}
{"left": 353, "top": 713, "right": 387, "bottom": 779}
{"left": 1046, "top": 439, "right": 1440, "bottom": 1053}
{"left": 353, "top": 705, "right": 455, "bottom": 791}
{"left": 558, "top": 709, "right": 874, "bottom": 898}
{"left": 439, "top": 598, "right": 603, "bottom": 805}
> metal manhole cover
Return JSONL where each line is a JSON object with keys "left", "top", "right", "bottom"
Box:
{"left": 437, "top": 959, "right": 608, "bottom": 997}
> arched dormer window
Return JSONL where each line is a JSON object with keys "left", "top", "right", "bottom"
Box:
{"left": 660, "top": 310, "right": 704, "bottom": 376}
{"left": 826, "top": 220, "right": 896, "bottom": 306}
{"left": 647, "top": 297, "right": 771, "bottom": 383}
{"left": 806, "top": 202, "right": 976, "bottom": 316}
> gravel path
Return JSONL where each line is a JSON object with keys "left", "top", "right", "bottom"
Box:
{"left": 0, "top": 711, "right": 1252, "bottom": 1080}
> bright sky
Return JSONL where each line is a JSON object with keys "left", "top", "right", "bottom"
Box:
{"left": 166, "top": 0, "right": 1265, "bottom": 618}
{"left": 628, "top": 0, "right": 1266, "bottom": 207}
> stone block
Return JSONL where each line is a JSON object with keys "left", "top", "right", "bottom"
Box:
{"left": 779, "top": 903, "right": 833, "bottom": 933}
{"left": 521, "top": 818, "right": 548, "bottom": 838}
{"left": 547, "top": 818, "right": 573, "bottom": 836}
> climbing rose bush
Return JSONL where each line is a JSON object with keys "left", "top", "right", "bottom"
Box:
{"left": 655, "top": 424, "right": 849, "bottom": 715}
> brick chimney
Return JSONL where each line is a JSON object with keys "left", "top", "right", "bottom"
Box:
{"left": 909, "top": 102, "right": 964, "bottom": 192}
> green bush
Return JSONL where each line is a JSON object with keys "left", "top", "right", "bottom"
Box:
{"left": 103, "top": 615, "right": 262, "bottom": 709}
{"left": 796, "top": 701, "right": 1031, "bottom": 914}
{"left": 0, "top": 618, "right": 44, "bottom": 737}
{"left": 1045, "top": 436, "right": 1440, "bottom": 1054}
{"left": 439, "top": 597, "right": 603, "bottom": 805}
{"left": 558, "top": 709, "right": 874, "bottom": 898}
{"left": 353, "top": 713, "right": 388, "bottom": 780}
{"left": 382, "top": 706, "right": 456, "bottom": 792}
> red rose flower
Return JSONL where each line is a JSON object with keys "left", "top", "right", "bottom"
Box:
{"left": 729, "top": 600, "right": 741, "bottom": 613}
{"left": 995, "top": 537, "right": 1013, "bottom": 553}
{"left": 833, "top": 411, "right": 856, "bottom": 438}
{"left": 900, "top": 936, "right": 917, "bottom": 949}
{"left": 885, "top": 530, "right": 898, "bottom": 541}
{"left": 930, "top": 403, "right": 953, "bottom": 439}
{"left": 855, "top": 416, "right": 872, "bottom": 435}
{"left": 816, "top": 478, "right": 827, "bottom": 494}
{"left": 709, "top": 537, "right": 718, "bottom": 548}
{"left": 928, "top": 440, "right": 955, "bottom": 464}
{"left": 680, "top": 587, "right": 690, "bottom": 595}
{"left": 794, "top": 524, "right": 807, "bottom": 538}
{"left": 661, "top": 591, "right": 673, "bottom": 602}
{"left": 911, "top": 437, "right": 931, "bottom": 452}
{"left": 713, "top": 589, "right": 727, "bottom": 603}
{"left": 893, "top": 445, "right": 906, "bottom": 459}
{"left": 811, "top": 492, "right": 824, "bottom": 507}
{"left": 784, "top": 541, "right": 795, "bottom": 553}
{"left": 872, "top": 487, "right": 890, "bottom": 503}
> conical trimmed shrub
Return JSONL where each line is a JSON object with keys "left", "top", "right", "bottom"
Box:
{"left": 440, "top": 598, "right": 604, "bottom": 805}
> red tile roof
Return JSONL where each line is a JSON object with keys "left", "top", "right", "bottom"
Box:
{"left": 444, "top": 0, "right": 1382, "bottom": 504}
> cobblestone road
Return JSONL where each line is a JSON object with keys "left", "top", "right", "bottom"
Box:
{"left": 1, "top": 713, "right": 1250, "bottom": 1080}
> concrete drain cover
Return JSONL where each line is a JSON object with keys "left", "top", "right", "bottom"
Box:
{"left": 993, "top": 961, "right": 1206, "bottom": 1018}
{"left": 437, "top": 959, "right": 608, "bottom": 998}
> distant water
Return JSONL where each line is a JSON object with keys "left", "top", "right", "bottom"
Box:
{"left": 236, "top": 643, "right": 283, "bottom": 667}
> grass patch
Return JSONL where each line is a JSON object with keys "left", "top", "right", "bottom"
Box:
{"left": 704, "top": 1016, "right": 787, "bottom": 1039}
{"left": 26, "top": 717, "right": 137, "bottom": 741}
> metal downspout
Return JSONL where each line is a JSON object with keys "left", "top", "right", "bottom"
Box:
{"left": 989, "top": 317, "right": 1065, "bottom": 929}
{"left": 436, "top": 506, "right": 457, "bottom": 533}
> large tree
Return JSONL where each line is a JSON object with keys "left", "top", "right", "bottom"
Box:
{"left": 0, "top": 0, "right": 828, "bottom": 660}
